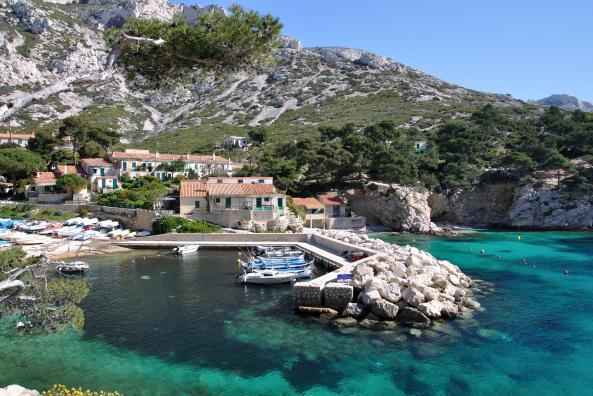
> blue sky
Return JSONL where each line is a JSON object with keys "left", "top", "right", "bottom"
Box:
{"left": 176, "top": 1, "right": 593, "bottom": 102}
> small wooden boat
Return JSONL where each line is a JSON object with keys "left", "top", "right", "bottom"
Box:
{"left": 55, "top": 261, "right": 89, "bottom": 274}
{"left": 173, "top": 245, "right": 200, "bottom": 255}
{"left": 237, "top": 269, "right": 297, "bottom": 284}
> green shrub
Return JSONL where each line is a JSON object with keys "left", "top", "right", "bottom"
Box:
{"left": 152, "top": 216, "right": 221, "bottom": 234}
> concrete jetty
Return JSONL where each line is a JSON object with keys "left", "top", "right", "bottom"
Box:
{"left": 115, "top": 232, "right": 379, "bottom": 307}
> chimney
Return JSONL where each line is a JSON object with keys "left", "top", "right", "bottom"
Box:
{"left": 212, "top": 152, "right": 215, "bottom": 160}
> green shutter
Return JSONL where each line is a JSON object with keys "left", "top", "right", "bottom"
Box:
{"left": 195, "top": 200, "right": 200, "bottom": 208}
{"left": 225, "top": 198, "right": 232, "bottom": 209}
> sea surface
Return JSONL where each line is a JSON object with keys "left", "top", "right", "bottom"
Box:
{"left": 2, "top": 231, "right": 593, "bottom": 395}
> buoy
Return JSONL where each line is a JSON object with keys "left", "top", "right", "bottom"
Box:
{"left": 480, "top": 249, "right": 485, "bottom": 255}
{"left": 518, "top": 236, "right": 522, "bottom": 240}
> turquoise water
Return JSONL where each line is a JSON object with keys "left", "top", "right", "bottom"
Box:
{"left": 1, "top": 231, "right": 593, "bottom": 395}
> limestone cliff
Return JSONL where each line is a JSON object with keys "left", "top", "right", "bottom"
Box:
{"left": 348, "top": 182, "right": 592, "bottom": 232}
{"left": 346, "top": 182, "right": 443, "bottom": 234}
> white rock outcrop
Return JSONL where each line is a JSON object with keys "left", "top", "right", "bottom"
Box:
{"left": 347, "top": 182, "right": 444, "bottom": 234}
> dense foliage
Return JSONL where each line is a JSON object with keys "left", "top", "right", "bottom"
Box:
{"left": 152, "top": 215, "right": 221, "bottom": 234}
{"left": 0, "top": 147, "right": 45, "bottom": 197}
{"left": 58, "top": 116, "right": 120, "bottom": 164}
{"left": 0, "top": 247, "right": 88, "bottom": 332}
{"left": 56, "top": 174, "right": 87, "bottom": 193}
{"left": 253, "top": 106, "right": 593, "bottom": 195}
{"left": 109, "top": 4, "right": 282, "bottom": 78}
{"left": 96, "top": 176, "right": 169, "bottom": 209}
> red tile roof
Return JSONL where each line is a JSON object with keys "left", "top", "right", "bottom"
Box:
{"left": 34, "top": 172, "right": 56, "bottom": 184}
{"left": 292, "top": 197, "right": 324, "bottom": 210}
{"left": 57, "top": 164, "right": 84, "bottom": 176}
{"left": 180, "top": 180, "right": 278, "bottom": 198}
{"left": 179, "top": 180, "right": 208, "bottom": 198}
{"left": 318, "top": 193, "right": 345, "bottom": 206}
{"left": 0, "top": 133, "right": 35, "bottom": 139}
{"left": 80, "top": 158, "right": 113, "bottom": 167}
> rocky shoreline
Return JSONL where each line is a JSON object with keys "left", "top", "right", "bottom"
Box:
{"left": 304, "top": 230, "right": 481, "bottom": 329}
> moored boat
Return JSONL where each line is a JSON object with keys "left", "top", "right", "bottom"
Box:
{"left": 55, "top": 261, "right": 89, "bottom": 274}
{"left": 237, "top": 269, "right": 297, "bottom": 284}
{"left": 173, "top": 245, "right": 200, "bottom": 255}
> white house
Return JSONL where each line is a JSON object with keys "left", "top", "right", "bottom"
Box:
{"left": 0, "top": 132, "right": 35, "bottom": 147}
{"left": 223, "top": 135, "right": 250, "bottom": 151}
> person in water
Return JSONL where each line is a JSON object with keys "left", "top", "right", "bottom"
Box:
{"left": 564, "top": 268, "right": 569, "bottom": 275}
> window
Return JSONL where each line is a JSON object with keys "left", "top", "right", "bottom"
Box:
{"left": 112, "top": 179, "right": 117, "bottom": 188}
{"left": 225, "top": 197, "right": 231, "bottom": 209}
{"left": 264, "top": 197, "right": 270, "bottom": 202}
{"left": 131, "top": 161, "right": 137, "bottom": 170}
{"left": 238, "top": 179, "right": 243, "bottom": 184}
{"left": 277, "top": 198, "right": 283, "bottom": 209}
{"left": 259, "top": 179, "right": 265, "bottom": 183}
{"left": 122, "top": 161, "right": 127, "bottom": 171}
{"left": 217, "top": 179, "right": 223, "bottom": 183}
{"left": 93, "top": 168, "right": 97, "bottom": 175}
{"left": 215, "top": 198, "right": 221, "bottom": 203}
{"left": 195, "top": 200, "right": 200, "bottom": 209}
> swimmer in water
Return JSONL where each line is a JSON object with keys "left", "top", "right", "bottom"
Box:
{"left": 564, "top": 268, "right": 569, "bottom": 275}
{"left": 496, "top": 255, "right": 501, "bottom": 260}
{"left": 480, "top": 249, "right": 485, "bottom": 255}
{"left": 522, "top": 258, "right": 527, "bottom": 265}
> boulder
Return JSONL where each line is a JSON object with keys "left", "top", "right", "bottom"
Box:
{"left": 361, "top": 290, "right": 381, "bottom": 305}
{"left": 448, "top": 274, "right": 461, "bottom": 286}
{"left": 407, "top": 273, "right": 433, "bottom": 290}
{"left": 464, "top": 297, "right": 481, "bottom": 309}
{"left": 453, "top": 288, "right": 466, "bottom": 303}
{"left": 364, "top": 277, "right": 386, "bottom": 292}
{"left": 418, "top": 300, "right": 443, "bottom": 319}
{"left": 341, "top": 303, "right": 368, "bottom": 318}
{"left": 371, "top": 299, "right": 399, "bottom": 319}
{"left": 398, "top": 307, "right": 431, "bottom": 325}
{"left": 352, "top": 263, "right": 374, "bottom": 289}
{"left": 422, "top": 287, "right": 440, "bottom": 302}
{"left": 390, "top": 261, "right": 407, "bottom": 278}
{"left": 401, "top": 287, "right": 425, "bottom": 308}
{"left": 0, "top": 385, "right": 40, "bottom": 395}
{"left": 432, "top": 275, "right": 448, "bottom": 289}
{"left": 440, "top": 300, "right": 459, "bottom": 319}
{"left": 332, "top": 317, "right": 358, "bottom": 327}
{"left": 378, "top": 281, "right": 401, "bottom": 303}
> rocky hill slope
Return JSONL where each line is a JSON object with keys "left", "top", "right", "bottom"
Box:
{"left": 533, "top": 94, "right": 593, "bottom": 112}
{"left": 1, "top": 0, "right": 531, "bottom": 152}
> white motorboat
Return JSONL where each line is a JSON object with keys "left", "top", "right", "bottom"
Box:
{"left": 237, "top": 269, "right": 297, "bottom": 284}
{"left": 64, "top": 217, "right": 82, "bottom": 226}
{"left": 80, "top": 218, "right": 99, "bottom": 226}
{"left": 98, "top": 220, "right": 119, "bottom": 229}
{"left": 173, "top": 245, "right": 200, "bottom": 255}
{"left": 55, "top": 261, "right": 89, "bottom": 273}
{"left": 136, "top": 231, "right": 151, "bottom": 237}
{"left": 12, "top": 234, "right": 46, "bottom": 245}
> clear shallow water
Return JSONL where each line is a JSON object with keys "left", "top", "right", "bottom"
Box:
{"left": 1, "top": 232, "right": 593, "bottom": 395}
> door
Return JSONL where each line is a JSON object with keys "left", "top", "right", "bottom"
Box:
{"left": 277, "top": 197, "right": 283, "bottom": 209}
{"left": 225, "top": 197, "right": 231, "bottom": 209}
{"left": 122, "top": 161, "right": 127, "bottom": 171}
{"left": 100, "top": 167, "right": 105, "bottom": 176}
{"left": 101, "top": 179, "right": 106, "bottom": 188}
{"left": 256, "top": 198, "right": 262, "bottom": 209}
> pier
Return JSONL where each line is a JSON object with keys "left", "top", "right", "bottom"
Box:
{"left": 115, "top": 232, "right": 380, "bottom": 308}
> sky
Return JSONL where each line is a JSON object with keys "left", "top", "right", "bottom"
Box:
{"left": 176, "top": 0, "right": 593, "bottom": 103}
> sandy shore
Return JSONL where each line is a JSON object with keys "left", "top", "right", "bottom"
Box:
{"left": 20, "top": 236, "right": 133, "bottom": 259}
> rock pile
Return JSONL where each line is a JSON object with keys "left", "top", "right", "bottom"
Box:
{"left": 319, "top": 230, "right": 479, "bottom": 326}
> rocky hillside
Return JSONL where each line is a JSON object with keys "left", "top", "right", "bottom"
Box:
{"left": 1, "top": 0, "right": 532, "bottom": 152}
{"left": 533, "top": 94, "right": 593, "bottom": 112}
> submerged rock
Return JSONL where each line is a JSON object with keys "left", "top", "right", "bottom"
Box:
{"left": 397, "top": 307, "right": 431, "bottom": 325}
{"left": 332, "top": 317, "right": 358, "bottom": 327}
{"left": 342, "top": 302, "right": 368, "bottom": 318}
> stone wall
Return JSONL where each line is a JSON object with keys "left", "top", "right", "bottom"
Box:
{"left": 324, "top": 283, "right": 354, "bottom": 310}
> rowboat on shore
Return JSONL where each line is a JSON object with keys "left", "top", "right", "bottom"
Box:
{"left": 39, "top": 223, "right": 63, "bottom": 235}
{"left": 64, "top": 217, "right": 82, "bottom": 226}
{"left": 254, "top": 246, "right": 303, "bottom": 258}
